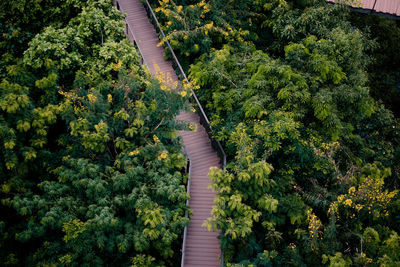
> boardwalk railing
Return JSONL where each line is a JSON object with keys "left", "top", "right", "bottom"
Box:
{"left": 115, "top": 1, "right": 148, "bottom": 66}
{"left": 114, "top": 1, "right": 194, "bottom": 263}
{"left": 143, "top": 0, "right": 227, "bottom": 169}
{"left": 142, "top": 1, "right": 227, "bottom": 266}
{"left": 115, "top": 1, "right": 226, "bottom": 265}
{"left": 181, "top": 145, "right": 192, "bottom": 267}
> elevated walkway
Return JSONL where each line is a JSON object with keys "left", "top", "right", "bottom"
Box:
{"left": 115, "top": 0, "right": 222, "bottom": 266}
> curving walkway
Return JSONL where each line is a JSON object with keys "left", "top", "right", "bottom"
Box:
{"left": 116, "top": 0, "right": 221, "bottom": 266}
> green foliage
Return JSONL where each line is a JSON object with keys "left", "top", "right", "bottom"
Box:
{"left": 185, "top": 0, "right": 400, "bottom": 265}
{"left": 150, "top": 0, "right": 266, "bottom": 68}
{"left": 322, "top": 252, "right": 352, "bottom": 267}
{"left": 0, "top": 0, "right": 90, "bottom": 77}
{"left": 131, "top": 254, "right": 156, "bottom": 267}
{"left": 0, "top": 0, "right": 190, "bottom": 265}
{"left": 2, "top": 0, "right": 399, "bottom": 266}
{"left": 350, "top": 14, "right": 400, "bottom": 117}
{"left": 23, "top": 2, "right": 132, "bottom": 87}
{"left": 63, "top": 219, "right": 87, "bottom": 243}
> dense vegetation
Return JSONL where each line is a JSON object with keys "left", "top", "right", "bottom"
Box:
{"left": 1, "top": 0, "right": 191, "bottom": 266}
{"left": 2, "top": 0, "right": 400, "bottom": 266}
{"left": 350, "top": 14, "right": 400, "bottom": 117}
{"left": 153, "top": 0, "right": 400, "bottom": 265}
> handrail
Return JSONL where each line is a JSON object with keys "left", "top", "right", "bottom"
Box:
{"left": 181, "top": 145, "right": 191, "bottom": 267}
{"left": 114, "top": 4, "right": 193, "bottom": 263}
{"left": 144, "top": 0, "right": 188, "bottom": 82}
{"left": 143, "top": 2, "right": 227, "bottom": 266}
{"left": 118, "top": 1, "right": 227, "bottom": 265}
{"left": 115, "top": 0, "right": 149, "bottom": 67}
{"left": 144, "top": 0, "right": 227, "bottom": 170}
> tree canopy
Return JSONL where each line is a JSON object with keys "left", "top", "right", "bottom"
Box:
{"left": 152, "top": 0, "right": 400, "bottom": 265}
{"left": 1, "top": 0, "right": 191, "bottom": 265}
{"left": 1, "top": 0, "right": 400, "bottom": 266}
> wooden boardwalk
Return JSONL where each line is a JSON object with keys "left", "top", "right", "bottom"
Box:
{"left": 327, "top": 0, "right": 400, "bottom": 18}
{"left": 116, "top": 0, "right": 221, "bottom": 266}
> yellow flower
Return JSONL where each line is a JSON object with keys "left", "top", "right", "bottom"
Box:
{"left": 306, "top": 209, "right": 322, "bottom": 239}
{"left": 344, "top": 199, "right": 352, "bottom": 207}
{"left": 191, "top": 108, "right": 196, "bottom": 113}
{"left": 180, "top": 90, "right": 187, "bottom": 97}
{"left": 129, "top": 150, "right": 139, "bottom": 156}
{"left": 87, "top": 93, "right": 97, "bottom": 103}
{"left": 337, "top": 195, "right": 344, "bottom": 203}
{"left": 160, "top": 84, "right": 168, "bottom": 91}
{"left": 157, "top": 150, "right": 168, "bottom": 160}
{"left": 328, "top": 202, "right": 338, "bottom": 216}
{"left": 189, "top": 123, "right": 197, "bottom": 132}
{"left": 348, "top": 186, "right": 356, "bottom": 194}
{"left": 107, "top": 94, "right": 112, "bottom": 103}
{"left": 361, "top": 253, "right": 372, "bottom": 260}
{"left": 112, "top": 60, "right": 122, "bottom": 71}
{"left": 153, "top": 135, "right": 160, "bottom": 144}
{"left": 177, "top": 5, "right": 183, "bottom": 12}
{"left": 183, "top": 35, "right": 189, "bottom": 40}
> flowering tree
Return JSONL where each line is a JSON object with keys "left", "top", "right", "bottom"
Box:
{"left": 0, "top": 1, "right": 191, "bottom": 265}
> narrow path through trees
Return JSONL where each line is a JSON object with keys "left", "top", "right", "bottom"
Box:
{"left": 116, "top": 0, "right": 221, "bottom": 266}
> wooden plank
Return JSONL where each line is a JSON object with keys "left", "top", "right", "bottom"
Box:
{"left": 117, "top": 0, "right": 221, "bottom": 266}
